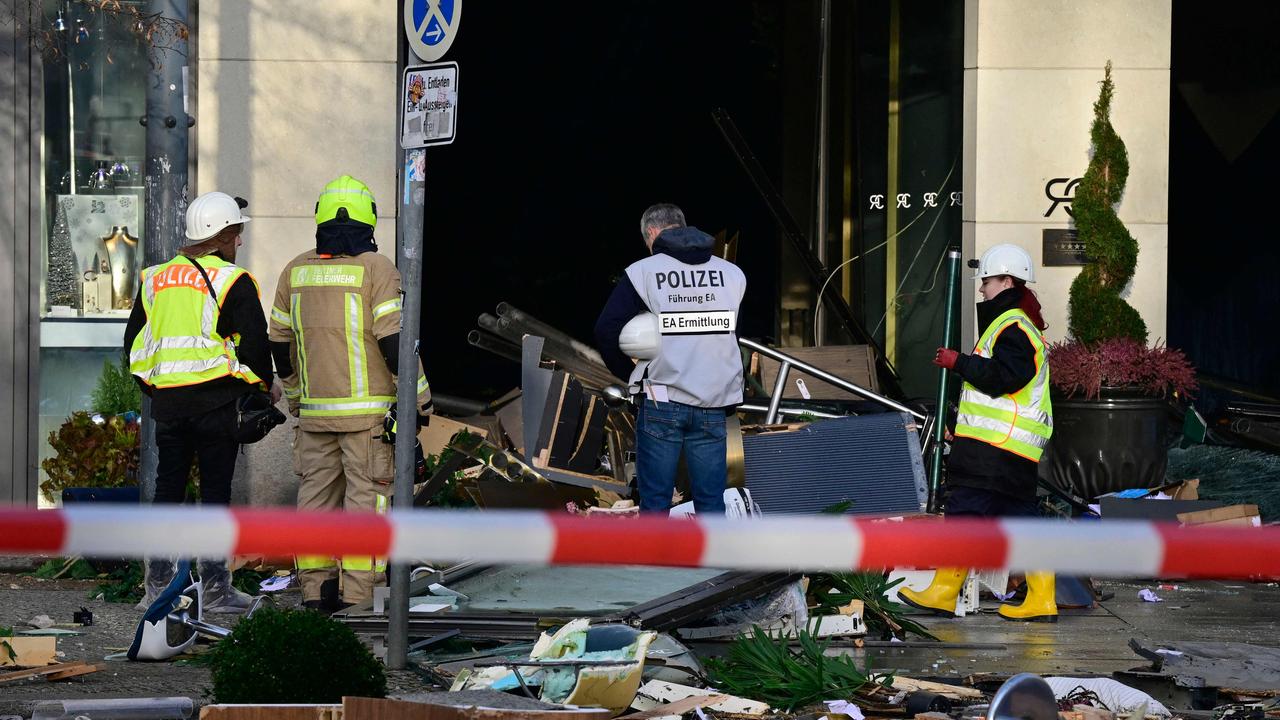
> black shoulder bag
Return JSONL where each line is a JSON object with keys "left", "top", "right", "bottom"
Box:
{"left": 187, "top": 256, "right": 286, "bottom": 444}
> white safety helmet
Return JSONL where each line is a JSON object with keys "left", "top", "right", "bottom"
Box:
{"left": 973, "top": 243, "right": 1035, "bottom": 283}
{"left": 619, "top": 312, "right": 661, "bottom": 360}
{"left": 185, "top": 191, "right": 251, "bottom": 241}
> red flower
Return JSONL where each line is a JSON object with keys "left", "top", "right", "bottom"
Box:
{"left": 1046, "top": 338, "right": 1197, "bottom": 400}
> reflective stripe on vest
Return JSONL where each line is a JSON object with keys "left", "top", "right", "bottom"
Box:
{"left": 289, "top": 272, "right": 401, "bottom": 421}
{"left": 953, "top": 309, "right": 1054, "bottom": 462}
{"left": 129, "top": 256, "right": 263, "bottom": 389}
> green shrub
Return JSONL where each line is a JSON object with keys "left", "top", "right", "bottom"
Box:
{"left": 1067, "top": 61, "right": 1147, "bottom": 345}
{"left": 208, "top": 608, "right": 386, "bottom": 703}
{"left": 91, "top": 356, "right": 142, "bottom": 415}
{"left": 705, "top": 625, "right": 887, "bottom": 710}
{"left": 40, "top": 412, "right": 139, "bottom": 503}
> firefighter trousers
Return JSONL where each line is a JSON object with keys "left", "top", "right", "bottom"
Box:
{"left": 293, "top": 426, "right": 393, "bottom": 604}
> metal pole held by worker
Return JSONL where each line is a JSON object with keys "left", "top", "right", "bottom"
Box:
{"left": 929, "top": 248, "right": 962, "bottom": 513}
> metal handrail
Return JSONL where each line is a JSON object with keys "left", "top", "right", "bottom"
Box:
{"left": 738, "top": 337, "right": 926, "bottom": 423}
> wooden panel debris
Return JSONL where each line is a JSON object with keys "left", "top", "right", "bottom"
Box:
{"left": 0, "top": 660, "right": 99, "bottom": 684}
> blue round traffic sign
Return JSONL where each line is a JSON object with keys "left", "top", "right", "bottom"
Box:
{"left": 404, "top": 0, "right": 461, "bottom": 62}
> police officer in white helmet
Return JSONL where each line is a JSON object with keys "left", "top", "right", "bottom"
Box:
{"left": 594, "top": 204, "right": 746, "bottom": 514}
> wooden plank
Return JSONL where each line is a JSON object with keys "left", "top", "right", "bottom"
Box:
{"left": 623, "top": 693, "right": 730, "bottom": 720}
{"left": 0, "top": 661, "right": 87, "bottom": 684}
{"left": 200, "top": 705, "right": 343, "bottom": 720}
{"left": 756, "top": 345, "right": 878, "bottom": 401}
{"left": 533, "top": 370, "right": 568, "bottom": 467}
{"left": 565, "top": 394, "right": 607, "bottom": 473}
{"left": 891, "top": 676, "right": 984, "bottom": 700}
{"left": 545, "top": 377, "right": 584, "bottom": 467}
{"left": 45, "top": 663, "right": 100, "bottom": 681}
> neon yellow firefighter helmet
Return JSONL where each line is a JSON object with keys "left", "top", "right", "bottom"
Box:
{"left": 315, "top": 175, "right": 377, "bottom": 228}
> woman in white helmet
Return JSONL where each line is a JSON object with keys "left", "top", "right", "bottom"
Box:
{"left": 898, "top": 243, "right": 1057, "bottom": 623}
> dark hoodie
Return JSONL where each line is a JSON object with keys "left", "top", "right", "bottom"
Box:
{"left": 946, "top": 285, "right": 1041, "bottom": 500}
{"left": 594, "top": 227, "right": 715, "bottom": 381}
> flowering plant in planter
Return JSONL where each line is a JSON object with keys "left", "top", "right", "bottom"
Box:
{"left": 1047, "top": 337, "right": 1197, "bottom": 400}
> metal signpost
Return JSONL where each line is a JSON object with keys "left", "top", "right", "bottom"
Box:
{"left": 389, "top": 0, "right": 461, "bottom": 671}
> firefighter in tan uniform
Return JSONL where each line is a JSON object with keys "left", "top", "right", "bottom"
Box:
{"left": 268, "top": 175, "right": 432, "bottom": 613}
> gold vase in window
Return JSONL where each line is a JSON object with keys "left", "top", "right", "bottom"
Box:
{"left": 102, "top": 225, "right": 140, "bottom": 309}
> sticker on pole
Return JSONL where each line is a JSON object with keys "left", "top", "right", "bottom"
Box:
{"left": 404, "top": 0, "right": 460, "bottom": 62}
{"left": 400, "top": 62, "right": 458, "bottom": 149}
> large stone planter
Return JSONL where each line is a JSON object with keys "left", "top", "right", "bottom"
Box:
{"left": 1039, "top": 387, "right": 1173, "bottom": 500}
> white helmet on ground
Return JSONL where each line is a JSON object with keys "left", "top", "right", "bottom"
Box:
{"left": 185, "top": 191, "right": 251, "bottom": 241}
{"left": 619, "top": 312, "right": 661, "bottom": 360}
{"left": 973, "top": 243, "right": 1035, "bottom": 283}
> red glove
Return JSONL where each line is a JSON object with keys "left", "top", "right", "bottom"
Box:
{"left": 934, "top": 347, "right": 959, "bottom": 370}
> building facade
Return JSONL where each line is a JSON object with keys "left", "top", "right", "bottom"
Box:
{"left": 0, "top": 0, "right": 1176, "bottom": 505}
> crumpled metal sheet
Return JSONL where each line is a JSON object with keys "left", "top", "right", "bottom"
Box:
{"left": 1130, "top": 638, "right": 1280, "bottom": 691}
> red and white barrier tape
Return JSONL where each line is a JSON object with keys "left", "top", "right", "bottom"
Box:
{"left": 0, "top": 505, "right": 1275, "bottom": 579}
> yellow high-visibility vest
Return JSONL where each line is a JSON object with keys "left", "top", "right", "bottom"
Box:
{"left": 129, "top": 255, "right": 264, "bottom": 389}
{"left": 953, "top": 309, "right": 1053, "bottom": 462}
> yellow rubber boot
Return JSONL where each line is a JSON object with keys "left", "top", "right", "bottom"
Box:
{"left": 897, "top": 568, "right": 968, "bottom": 617}
{"left": 998, "top": 571, "right": 1058, "bottom": 622}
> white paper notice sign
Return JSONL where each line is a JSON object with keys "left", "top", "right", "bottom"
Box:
{"left": 400, "top": 62, "right": 459, "bottom": 149}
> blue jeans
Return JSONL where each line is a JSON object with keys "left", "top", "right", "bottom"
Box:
{"left": 636, "top": 399, "right": 728, "bottom": 515}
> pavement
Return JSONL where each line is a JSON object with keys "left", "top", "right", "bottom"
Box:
{"left": 0, "top": 565, "right": 428, "bottom": 717}
{"left": 2, "top": 561, "right": 1278, "bottom": 717}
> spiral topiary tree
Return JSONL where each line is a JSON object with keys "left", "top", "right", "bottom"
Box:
{"left": 1067, "top": 61, "right": 1148, "bottom": 345}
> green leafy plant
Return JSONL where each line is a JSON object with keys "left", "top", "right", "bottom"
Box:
{"left": 1067, "top": 61, "right": 1145, "bottom": 345}
{"left": 208, "top": 608, "right": 386, "bottom": 703}
{"left": 90, "top": 356, "right": 142, "bottom": 415}
{"left": 704, "top": 625, "right": 889, "bottom": 710}
{"left": 1, "top": 626, "right": 15, "bottom": 663}
{"left": 94, "top": 560, "right": 144, "bottom": 604}
{"left": 31, "top": 557, "right": 99, "bottom": 580}
{"left": 232, "top": 566, "right": 271, "bottom": 596}
{"left": 809, "top": 572, "right": 938, "bottom": 641}
{"left": 40, "top": 412, "right": 140, "bottom": 503}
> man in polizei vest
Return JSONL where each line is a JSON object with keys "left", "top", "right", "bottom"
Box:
{"left": 125, "top": 190, "right": 279, "bottom": 614}
{"left": 898, "top": 243, "right": 1057, "bottom": 622}
{"left": 595, "top": 203, "right": 746, "bottom": 514}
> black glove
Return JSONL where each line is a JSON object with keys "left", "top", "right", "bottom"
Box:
{"left": 382, "top": 408, "right": 431, "bottom": 443}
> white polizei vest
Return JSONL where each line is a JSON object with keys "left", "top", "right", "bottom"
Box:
{"left": 624, "top": 254, "right": 746, "bottom": 408}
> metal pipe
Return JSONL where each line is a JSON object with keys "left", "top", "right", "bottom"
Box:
{"left": 467, "top": 330, "right": 522, "bottom": 363}
{"left": 764, "top": 361, "right": 792, "bottom": 424}
{"left": 495, "top": 302, "right": 606, "bottom": 366}
{"left": 739, "top": 337, "right": 925, "bottom": 421}
{"left": 478, "top": 312, "right": 521, "bottom": 345}
{"left": 172, "top": 613, "right": 231, "bottom": 639}
{"left": 496, "top": 315, "right": 616, "bottom": 379}
{"left": 928, "top": 248, "right": 962, "bottom": 513}
{"left": 432, "top": 392, "right": 489, "bottom": 417}
{"left": 738, "top": 404, "right": 841, "bottom": 420}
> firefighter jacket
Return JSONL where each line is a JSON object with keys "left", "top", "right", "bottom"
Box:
{"left": 953, "top": 307, "right": 1053, "bottom": 462}
{"left": 269, "top": 250, "right": 431, "bottom": 433}
{"left": 129, "top": 255, "right": 266, "bottom": 391}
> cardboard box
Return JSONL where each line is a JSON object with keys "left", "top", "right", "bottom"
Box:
{"left": 1177, "top": 504, "right": 1261, "bottom": 527}
{"left": 0, "top": 636, "right": 56, "bottom": 667}
{"left": 418, "top": 416, "right": 488, "bottom": 459}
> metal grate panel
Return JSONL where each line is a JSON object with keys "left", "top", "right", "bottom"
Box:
{"left": 743, "top": 413, "right": 927, "bottom": 515}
